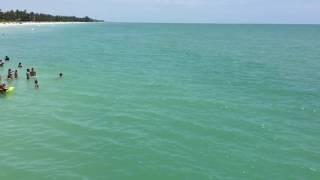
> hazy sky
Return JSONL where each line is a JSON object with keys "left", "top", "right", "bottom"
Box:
{"left": 1, "top": 0, "right": 320, "bottom": 23}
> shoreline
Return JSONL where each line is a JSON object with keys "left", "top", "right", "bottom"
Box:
{"left": 0, "top": 21, "right": 92, "bottom": 28}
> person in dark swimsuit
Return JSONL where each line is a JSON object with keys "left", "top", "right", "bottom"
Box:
{"left": 30, "top": 67, "right": 37, "bottom": 76}
{"left": 14, "top": 70, "right": 18, "bottom": 79}
{"left": 35, "top": 79, "right": 39, "bottom": 89}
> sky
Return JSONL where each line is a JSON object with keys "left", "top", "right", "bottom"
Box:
{"left": 1, "top": 0, "right": 320, "bottom": 24}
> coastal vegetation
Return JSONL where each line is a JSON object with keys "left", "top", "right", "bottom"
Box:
{"left": 0, "top": 9, "right": 102, "bottom": 22}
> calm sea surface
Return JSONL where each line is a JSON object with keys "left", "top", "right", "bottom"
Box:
{"left": 0, "top": 23, "right": 319, "bottom": 179}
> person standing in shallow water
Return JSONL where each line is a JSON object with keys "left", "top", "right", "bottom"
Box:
{"left": 18, "top": 62, "right": 23, "bottom": 68}
{"left": 35, "top": 79, "right": 39, "bottom": 89}
{"left": 4, "top": 56, "right": 9, "bottom": 61}
{"left": 14, "top": 70, "right": 18, "bottom": 79}
{"left": 7, "top": 69, "right": 13, "bottom": 79}
{"left": 26, "top": 69, "right": 30, "bottom": 80}
{"left": 30, "top": 67, "right": 36, "bottom": 77}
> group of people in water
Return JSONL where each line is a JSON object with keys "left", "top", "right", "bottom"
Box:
{"left": 0, "top": 56, "right": 63, "bottom": 93}
{"left": 0, "top": 56, "right": 10, "bottom": 67}
{"left": 0, "top": 56, "right": 11, "bottom": 92}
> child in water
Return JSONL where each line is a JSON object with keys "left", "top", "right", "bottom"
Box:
{"left": 14, "top": 70, "right": 18, "bottom": 79}
{"left": 35, "top": 79, "right": 39, "bottom": 89}
{"left": 18, "top": 62, "right": 23, "bottom": 68}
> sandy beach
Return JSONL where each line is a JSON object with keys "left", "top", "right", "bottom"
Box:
{"left": 0, "top": 22, "right": 87, "bottom": 28}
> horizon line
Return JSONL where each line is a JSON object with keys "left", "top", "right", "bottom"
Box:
{"left": 103, "top": 21, "right": 320, "bottom": 25}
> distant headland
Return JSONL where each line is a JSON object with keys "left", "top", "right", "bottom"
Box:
{"left": 0, "top": 9, "right": 103, "bottom": 22}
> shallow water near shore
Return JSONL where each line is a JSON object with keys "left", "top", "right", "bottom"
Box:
{"left": 0, "top": 23, "right": 320, "bottom": 179}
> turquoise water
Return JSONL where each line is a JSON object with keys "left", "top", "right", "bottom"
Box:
{"left": 0, "top": 23, "right": 319, "bottom": 179}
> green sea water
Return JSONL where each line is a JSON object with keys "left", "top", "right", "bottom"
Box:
{"left": 0, "top": 23, "right": 319, "bottom": 179}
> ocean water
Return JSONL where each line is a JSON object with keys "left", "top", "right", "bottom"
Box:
{"left": 0, "top": 23, "right": 319, "bottom": 179}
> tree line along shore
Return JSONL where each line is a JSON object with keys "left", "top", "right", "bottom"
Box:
{"left": 0, "top": 9, "right": 103, "bottom": 22}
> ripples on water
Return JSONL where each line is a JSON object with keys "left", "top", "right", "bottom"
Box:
{"left": 0, "top": 23, "right": 319, "bottom": 179}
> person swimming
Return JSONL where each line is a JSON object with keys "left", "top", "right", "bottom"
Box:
{"left": 0, "top": 60, "right": 4, "bottom": 67}
{"left": 18, "top": 62, "right": 23, "bottom": 68}
{"left": 4, "top": 56, "right": 9, "bottom": 61}
{"left": 26, "top": 69, "right": 30, "bottom": 80}
{"left": 59, "top": 73, "right": 63, "bottom": 78}
{"left": 14, "top": 70, "right": 18, "bottom": 79}
{"left": 34, "top": 79, "right": 39, "bottom": 89}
